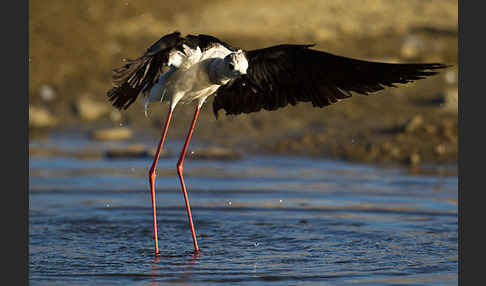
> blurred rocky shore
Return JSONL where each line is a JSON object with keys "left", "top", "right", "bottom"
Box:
{"left": 29, "top": 0, "right": 458, "bottom": 170}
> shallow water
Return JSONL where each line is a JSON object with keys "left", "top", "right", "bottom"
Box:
{"left": 29, "top": 136, "right": 458, "bottom": 286}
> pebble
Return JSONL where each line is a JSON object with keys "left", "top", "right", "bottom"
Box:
{"left": 406, "top": 153, "right": 421, "bottom": 166}
{"left": 404, "top": 115, "right": 424, "bottom": 133}
{"left": 91, "top": 127, "right": 133, "bottom": 141}
{"left": 424, "top": 124, "right": 438, "bottom": 134}
{"left": 74, "top": 95, "right": 110, "bottom": 121}
{"left": 38, "top": 85, "right": 56, "bottom": 101}
{"left": 440, "top": 88, "right": 458, "bottom": 113}
{"left": 187, "top": 146, "right": 242, "bottom": 160}
{"left": 435, "top": 144, "right": 446, "bottom": 155}
{"left": 29, "top": 105, "right": 57, "bottom": 128}
{"left": 444, "top": 70, "right": 457, "bottom": 85}
{"left": 400, "top": 35, "right": 424, "bottom": 59}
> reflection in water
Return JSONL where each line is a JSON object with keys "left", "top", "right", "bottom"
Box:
{"left": 151, "top": 251, "right": 199, "bottom": 285}
{"left": 151, "top": 256, "right": 157, "bottom": 286}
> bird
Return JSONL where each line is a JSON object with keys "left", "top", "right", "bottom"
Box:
{"left": 106, "top": 31, "right": 449, "bottom": 255}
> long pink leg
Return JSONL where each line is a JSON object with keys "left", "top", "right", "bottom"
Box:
{"left": 176, "top": 106, "right": 201, "bottom": 252}
{"left": 148, "top": 108, "right": 173, "bottom": 255}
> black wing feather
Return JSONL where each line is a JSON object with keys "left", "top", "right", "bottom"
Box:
{"left": 107, "top": 31, "right": 184, "bottom": 110}
{"left": 184, "top": 34, "right": 237, "bottom": 52}
{"left": 213, "top": 44, "right": 449, "bottom": 117}
{"left": 106, "top": 32, "right": 237, "bottom": 110}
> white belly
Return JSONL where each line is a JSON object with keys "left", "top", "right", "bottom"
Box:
{"left": 168, "top": 59, "right": 220, "bottom": 106}
{"left": 145, "top": 43, "right": 232, "bottom": 111}
{"left": 178, "top": 84, "right": 220, "bottom": 105}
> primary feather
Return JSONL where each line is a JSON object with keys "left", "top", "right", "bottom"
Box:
{"left": 213, "top": 44, "right": 448, "bottom": 117}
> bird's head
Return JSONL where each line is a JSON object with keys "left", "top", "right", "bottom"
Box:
{"left": 224, "top": 50, "right": 248, "bottom": 77}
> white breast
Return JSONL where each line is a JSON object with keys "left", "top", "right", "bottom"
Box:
{"left": 143, "top": 44, "right": 234, "bottom": 114}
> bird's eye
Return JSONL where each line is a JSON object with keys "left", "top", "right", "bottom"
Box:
{"left": 229, "top": 63, "right": 235, "bottom": 70}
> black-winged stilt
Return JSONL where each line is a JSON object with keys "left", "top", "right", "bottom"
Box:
{"left": 106, "top": 31, "right": 448, "bottom": 255}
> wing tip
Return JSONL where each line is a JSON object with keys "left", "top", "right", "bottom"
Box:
{"left": 106, "top": 82, "right": 141, "bottom": 110}
{"left": 108, "top": 31, "right": 185, "bottom": 111}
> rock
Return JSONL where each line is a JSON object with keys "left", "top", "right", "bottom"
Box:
{"left": 74, "top": 95, "right": 110, "bottom": 121}
{"left": 400, "top": 35, "right": 424, "bottom": 60}
{"left": 405, "top": 153, "right": 421, "bottom": 166}
{"left": 441, "top": 119, "right": 456, "bottom": 130}
{"left": 381, "top": 141, "right": 401, "bottom": 158}
{"left": 439, "top": 88, "right": 458, "bottom": 113}
{"left": 29, "top": 105, "right": 57, "bottom": 128}
{"left": 389, "top": 147, "right": 401, "bottom": 158}
{"left": 439, "top": 121, "right": 457, "bottom": 142}
{"left": 435, "top": 144, "right": 446, "bottom": 155}
{"left": 423, "top": 124, "right": 438, "bottom": 134}
{"left": 38, "top": 85, "right": 56, "bottom": 101}
{"left": 404, "top": 115, "right": 424, "bottom": 133}
{"left": 444, "top": 70, "right": 457, "bottom": 85}
{"left": 187, "top": 146, "right": 241, "bottom": 160}
{"left": 105, "top": 144, "right": 150, "bottom": 159}
{"left": 91, "top": 127, "right": 133, "bottom": 141}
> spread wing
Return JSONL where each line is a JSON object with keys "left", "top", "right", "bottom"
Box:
{"left": 107, "top": 32, "right": 183, "bottom": 109}
{"left": 106, "top": 32, "right": 235, "bottom": 110}
{"left": 213, "top": 44, "right": 449, "bottom": 117}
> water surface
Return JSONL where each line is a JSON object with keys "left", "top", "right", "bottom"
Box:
{"left": 29, "top": 137, "right": 458, "bottom": 285}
